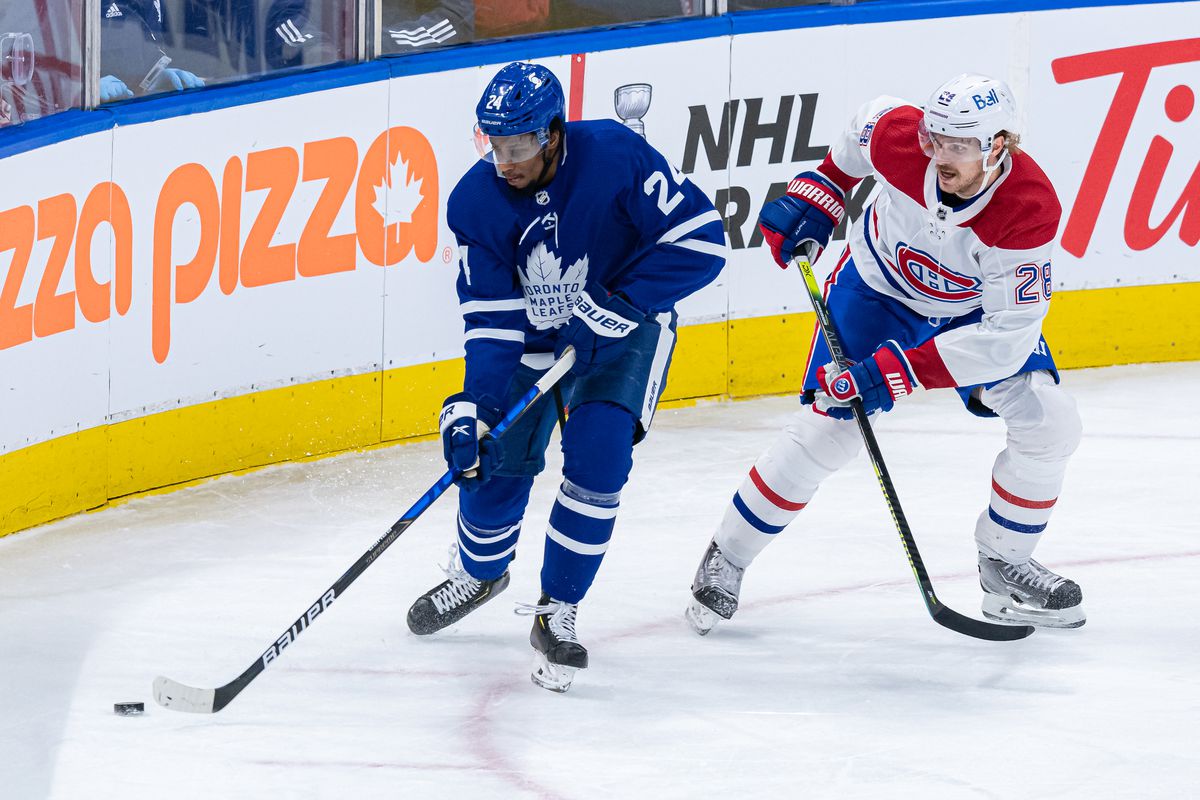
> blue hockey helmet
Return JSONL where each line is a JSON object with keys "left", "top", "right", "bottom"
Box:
{"left": 474, "top": 62, "right": 565, "bottom": 149}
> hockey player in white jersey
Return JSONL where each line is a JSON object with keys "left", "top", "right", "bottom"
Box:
{"left": 687, "top": 74, "right": 1085, "bottom": 634}
{"left": 405, "top": 62, "right": 726, "bottom": 692}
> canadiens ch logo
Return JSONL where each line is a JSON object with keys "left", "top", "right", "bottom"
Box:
{"left": 888, "top": 242, "right": 982, "bottom": 303}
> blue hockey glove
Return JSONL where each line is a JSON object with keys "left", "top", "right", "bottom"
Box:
{"left": 439, "top": 392, "right": 503, "bottom": 492}
{"left": 758, "top": 171, "right": 845, "bottom": 268}
{"left": 99, "top": 75, "right": 134, "bottom": 102}
{"left": 815, "top": 340, "right": 918, "bottom": 420}
{"left": 555, "top": 288, "right": 644, "bottom": 376}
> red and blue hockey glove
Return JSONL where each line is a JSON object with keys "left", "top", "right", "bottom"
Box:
{"left": 555, "top": 288, "right": 643, "bottom": 376}
{"left": 439, "top": 392, "right": 504, "bottom": 492}
{"left": 815, "top": 340, "right": 918, "bottom": 420}
{"left": 758, "top": 171, "right": 845, "bottom": 268}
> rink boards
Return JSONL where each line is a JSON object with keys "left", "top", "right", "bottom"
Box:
{"left": 1, "top": 1, "right": 1198, "bottom": 535}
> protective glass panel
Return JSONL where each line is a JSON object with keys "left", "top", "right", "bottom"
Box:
{"left": 380, "top": 1, "right": 705, "bottom": 53}
{"left": 0, "top": 0, "right": 84, "bottom": 128}
{"left": 729, "top": 1, "right": 873, "bottom": 8}
{"left": 101, "top": 0, "right": 357, "bottom": 103}
{"left": 380, "top": 0, "right": 473, "bottom": 53}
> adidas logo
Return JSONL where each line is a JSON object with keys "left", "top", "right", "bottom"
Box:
{"left": 275, "top": 19, "right": 314, "bottom": 46}
{"left": 388, "top": 18, "right": 457, "bottom": 48}
{"left": 105, "top": 2, "right": 122, "bottom": 18}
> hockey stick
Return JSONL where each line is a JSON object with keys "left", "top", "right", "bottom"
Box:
{"left": 153, "top": 347, "right": 578, "bottom": 713}
{"left": 793, "top": 255, "right": 1033, "bottom": 642}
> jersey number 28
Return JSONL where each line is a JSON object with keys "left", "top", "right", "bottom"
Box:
{"left": 1014, "top": 261, "right": 1052, "bottom": 304}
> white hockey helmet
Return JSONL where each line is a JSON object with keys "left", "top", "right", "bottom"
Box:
{"left": 920, "top": 74, "right": 1017, "bottom": 174}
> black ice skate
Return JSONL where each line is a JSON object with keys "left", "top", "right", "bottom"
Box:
{"left": 978, "top": 553, "right": 1085, "bottom": 629}
{"left": 517, "top": 594, "right": 588, "bottom": 693}
{"left": 685, "top": 539, "right": 746, "bottom": 635}
{"left": 406, "top": 544, "right": 510, "bottom": 635}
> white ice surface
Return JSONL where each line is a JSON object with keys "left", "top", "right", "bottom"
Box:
{"left": 1, "top": 362, "right": 1198, "bottom": 800}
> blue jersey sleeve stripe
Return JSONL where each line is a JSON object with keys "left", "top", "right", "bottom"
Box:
{"left": 464, "top": 327, "right": 526, "bottom": 343}
{"left": 657, "top": 210, "right": 724, "bottom": 245}
{"left": 460, "top": 298, "right": 526, "bottom": 314}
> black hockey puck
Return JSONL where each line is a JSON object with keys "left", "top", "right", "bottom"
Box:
{"left": 114, "top": 702, "right": 144, "bottom": 716}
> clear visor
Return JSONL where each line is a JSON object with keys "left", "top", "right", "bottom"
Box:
{"left": 917, "top": 119, "right": 985, "bottom": 163}
{"left": 473, "top": 125, "right": 546, "bottom": 165}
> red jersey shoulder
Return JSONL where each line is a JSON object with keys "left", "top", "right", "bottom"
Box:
{"left": 968, "top": 152, "right": 1063, "bottom": 250}
{"left": 865, "top": 105, "right": 926, "bottom": 205}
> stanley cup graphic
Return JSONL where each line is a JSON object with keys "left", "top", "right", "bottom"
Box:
{"left": 0, "top": 32, "right": 34, "bottom": 86}
{"left": 614, "top": 83, "right": 652, "bottom": 138}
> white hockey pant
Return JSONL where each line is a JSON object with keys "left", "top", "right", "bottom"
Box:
{"left": 973, "top": 371, "right": 1082, "bottom": 564}
{"left": 714, "top": 370, "right": 1081, "bottom": 569}
{"left": 714, "top": 407, "right": 863, "bottom": 568}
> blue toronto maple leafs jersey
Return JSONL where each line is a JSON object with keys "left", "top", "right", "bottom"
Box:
{"left": 447, "top": 119, "right": 728, "bottom": 405}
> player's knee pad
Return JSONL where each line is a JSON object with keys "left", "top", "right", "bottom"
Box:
{"left": 459, "top": 474, "right": 534, "bottom": 529}
{"left": 457, "top": 474, "right": 533, "bottom": 580}
{"left": 774, "top": 405, "right": 864, "bottom": 482}
{"left": 982, "top": 372, "right": 1082, "bottom": 466}
{"left": 561, "top": 401, "right": 637, "bottom": 494}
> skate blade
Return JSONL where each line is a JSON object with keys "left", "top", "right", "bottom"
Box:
{"left": 531, "top": 651, "right": 578, "bottom": 693}
{"left": 685, "top": 598, "right": 718, "bottom": 636}
{"left": 982, "top": 595, "right": 1086, "bottom": 629}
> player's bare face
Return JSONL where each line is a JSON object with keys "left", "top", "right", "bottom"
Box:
{"left": 934, "top": 155, "right": 986, "bottom": 197}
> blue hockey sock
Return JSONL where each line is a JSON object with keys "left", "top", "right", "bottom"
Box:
{"left": 457, "top": 475, "right": 533, "bottom": 580}
{"left": 541, "top": 402, "right": 635, "bottom": 603}
{"left": 540, "top": 479, "right": 620, "bottom": 603}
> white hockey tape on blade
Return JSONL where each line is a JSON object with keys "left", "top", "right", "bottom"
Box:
{"left": 153, "top": 675, "right": 216, "bottom": 713}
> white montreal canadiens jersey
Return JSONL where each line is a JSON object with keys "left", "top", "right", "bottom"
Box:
{"left": 824, "top": 97, "right": 1062, "bottom": 388}
{"left": 446, "top": 120, "right": 728, "bottom": 401}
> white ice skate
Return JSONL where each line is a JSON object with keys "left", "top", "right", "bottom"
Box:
{"left": 978, "top": 553, "right": 1085, "bottom": 629}
{"left": 686, "top": 539, "right": 746, "bottom": 636}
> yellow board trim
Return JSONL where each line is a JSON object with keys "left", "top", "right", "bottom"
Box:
{"left": 2, "top": 281, "right": 1197, "bottom": 537}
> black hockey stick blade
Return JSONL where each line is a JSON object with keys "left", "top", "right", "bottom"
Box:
{"left": 932, "top": 605, "right": 1034, "bottom": 641}
{"left": 153, "top": 349, "right": 577, "bottom": 713}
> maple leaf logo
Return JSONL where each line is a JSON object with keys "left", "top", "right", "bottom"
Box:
{"left": 520, "top": 242, "right": 591, "bottom": 330}
{"left": 524, "top": 241, "right": 562, "bottom": 283}
{"left": 371, "top": 149, "right": 425, "bottom": 226}
{"left": 563, "top": 255, "right": 587, "bottom": 285}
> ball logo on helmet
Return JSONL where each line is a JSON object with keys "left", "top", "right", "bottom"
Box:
{"left": 972, "top": 89, "right": 1001, "bottom": 110}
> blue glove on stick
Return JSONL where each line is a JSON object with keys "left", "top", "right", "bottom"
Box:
{"left": 439, "top": 392, "right": 503, "bottom": 492}
{"left": 758, "top": 171, "right": 845, "bottom": 268}
{"left": 815, "top": 340, "right": 918, "bottom": 420}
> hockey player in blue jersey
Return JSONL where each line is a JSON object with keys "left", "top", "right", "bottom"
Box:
{"left": 406, "top": 61, "right": 727, "bottom": 692}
